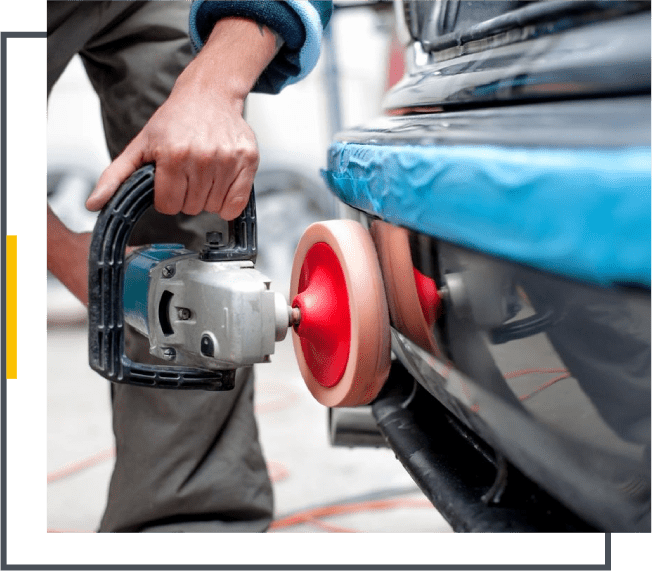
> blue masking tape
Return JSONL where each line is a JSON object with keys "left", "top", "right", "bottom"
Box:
{"left": 324, "top": 142, "right": 650, "bottom": 287}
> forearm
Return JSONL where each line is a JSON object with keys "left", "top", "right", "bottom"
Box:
{"left": 188, "top": 0, "right": 333, "bottom": 93}
{"left": 181, "top": 16, "right": 284, "bottom": 104}
{"left": 47, "top": 204, "right": 75, "bottom": 276}
{"left": 47, "top": 205, "right": 91, "bottom": 306}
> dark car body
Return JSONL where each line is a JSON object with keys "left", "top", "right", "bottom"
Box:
{"left": 324, "top": 0, "right": 650, "bottom": 532}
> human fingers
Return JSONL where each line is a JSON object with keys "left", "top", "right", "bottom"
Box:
{"left": 182, "top": 152, "right": 222, "bottom": 215}
{"left": 217, "top": 161, "right": 257, "bottom": 221}
{"left": 205, "top": 136, "right": 258, "bottom": 219}
{"left": 86, "top": 137, "right": 146, "bottom": 211}
{"left": 153, "top": 159, "right": 188, "bottom": 215}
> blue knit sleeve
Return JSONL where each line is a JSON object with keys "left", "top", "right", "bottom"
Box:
{"left": 189, "top": 1, "right": 333, "bottom": 94}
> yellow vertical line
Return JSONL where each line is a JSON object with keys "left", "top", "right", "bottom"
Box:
{"left": 7, "top": 235, "right": 17, "bottom": 379}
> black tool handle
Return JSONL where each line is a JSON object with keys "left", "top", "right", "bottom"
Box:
{"left": 88, "top": 164, "right": 256, "bottom": 390}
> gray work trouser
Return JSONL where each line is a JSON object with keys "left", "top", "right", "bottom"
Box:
{"left": 47, "top": 1, "right": 273, "bottom": 533}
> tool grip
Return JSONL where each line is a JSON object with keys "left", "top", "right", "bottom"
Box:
{"left": 88, "top": 164, "right": 255, "bottom": 390}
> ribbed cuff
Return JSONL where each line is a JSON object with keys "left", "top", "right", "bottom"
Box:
{"left": 189, "top": 0, "right": 328, "bottom": 94}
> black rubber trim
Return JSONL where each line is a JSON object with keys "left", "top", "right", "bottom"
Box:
{"left": 371, "top": 361, "right": 598, "bottom": 532}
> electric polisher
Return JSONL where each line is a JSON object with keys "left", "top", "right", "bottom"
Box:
{"left": 88, "top": 164, "right": 391, "bottom": 405}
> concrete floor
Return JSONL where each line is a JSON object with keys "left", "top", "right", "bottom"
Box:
{"left": 47, "top": 280, "right": 453, "bottom": 534}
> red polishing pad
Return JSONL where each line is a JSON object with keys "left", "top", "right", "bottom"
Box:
{"left": 292, "top": 242, "right": 351, "bottom": 388}
{"left": 370, "top": 221, "right": 443, "bottom": 358}
{"left": 290, "top": 220, "right": 391, "bottom": 407}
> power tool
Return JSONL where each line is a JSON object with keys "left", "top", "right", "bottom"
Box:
{"left": 88, "top": 164, "right": 299, "bottom": 391}
{"left": 88, "top": 164, "right": 392, "bottom": 405}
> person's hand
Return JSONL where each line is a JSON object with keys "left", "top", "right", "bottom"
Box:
{"left": 85, "top": 17, "right": 282, "bottom": 221}
{"left": 87, "top": 80, "right": 257, "bottom": 220}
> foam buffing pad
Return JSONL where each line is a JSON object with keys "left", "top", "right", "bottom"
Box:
{"left": 290, "top": 220, "right": 391, "bottom": 407}
{"left": 370, "top": 221, "right": 442, "bottom": 358}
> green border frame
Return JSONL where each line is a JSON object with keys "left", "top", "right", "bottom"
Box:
{"left": 0, "top": 0, "right": 652, "bottom": 569}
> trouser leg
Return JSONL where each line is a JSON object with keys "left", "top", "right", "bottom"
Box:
{"left": 104, "top": 366, "right": 273, "bottom": 533}
{"left": 47, "top": 0, "right": 273, "bottom": 533}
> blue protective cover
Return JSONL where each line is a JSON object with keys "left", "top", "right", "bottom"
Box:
{"left": 324, "top": 142, "right": 651, "bottom": 287}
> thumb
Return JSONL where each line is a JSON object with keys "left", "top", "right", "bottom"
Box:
{"left": 86, "top": 141, "right": 146, "bottom": 211}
